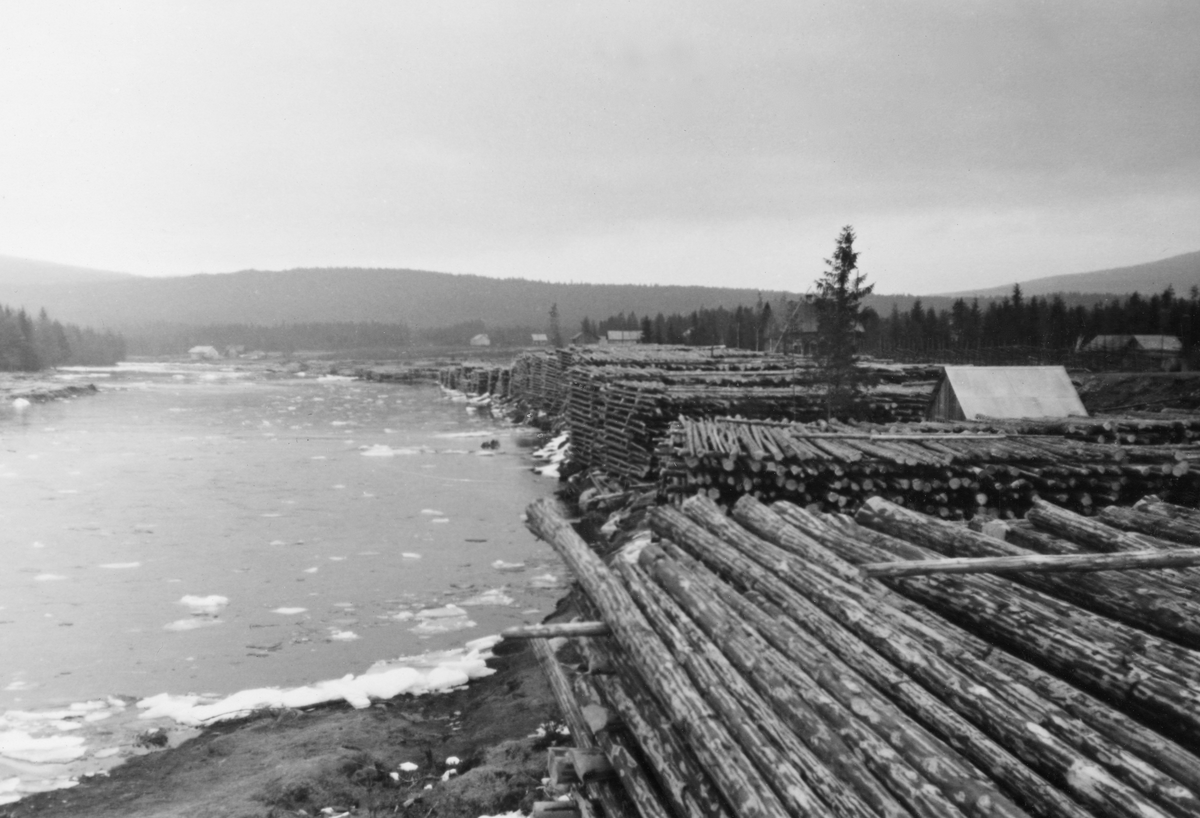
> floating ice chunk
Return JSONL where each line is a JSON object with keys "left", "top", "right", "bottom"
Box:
{"left": 491, "top": 560, "right": 525, "bottom": 572}
{"left": 446, "top": 755, "right": 461, "bottom": 766}
{"left": 179, "top": 595, "right": 228, "bottom": 615}
{"left": 459, "top": 590, "right": 515, "bottom": 607}
{"left": 330, "top": 421, "right": 351, "bottom": 426}
{"left": 261, "top": 512, "right": 282, "bottom": 518}
{"left": 164, "top": 618, "right": 222, "bottom": 632}
{"left": 435, "top": 430, "right": 496, "bottom": 439}
{"left": 399, "top": 761, "right": 419, "bottom": 772}
{"left": 311, "top": 455, "right": 327, "bottom": 460}
{"left": 420, "top": 509, "right": 444, "bottom": 515}
{"left": 328, "top": 556, "right": 346, "bottom": 561}
{"left": 269, "top": 540, "right": 286, "bottom": 546}
{"left": 529, "top": 574, "right": 565, "bottom": 590}
{"left": 34, "top": 574, "right": 67, "bottom": 582}
{"left": 401, "top": 553, "right": 422, "bottom": 560}
{"left": 332, "top": 484, "right": 346, "bottom": 489}
{"left": 4, "top": 681, "right": 37, "bottom": 692}
{"left": 93, "top": 747, "right": 121, "bottom": 759}
{"left": 430, "top": 518, "right": 450, "bottom": 524}
{"left": 328, "top": 630, "right": 360, "bottom": 642}
{"left": 533, "top": 463, "right": 560, "bottom": 478}
{"left": 271, "top": 607, "right": 307, "bottom": 615}
{"left": 303, "top": 567, "right": 319, "bottom": 573}
{"left": 360, "top": 444, "right": 429, "bottom": 457}
{"left": 417, "top": 605, "right": 469, "bottom": 619}
{"left": 11, "top": 398, "right": 31, "bottom": 411}
{"left": 138, "top": 637, "right": 500, "bottom": 725}
{"left": 99, "top": 562, "right": 141, "bottom": 569}
{"left": 0, "top": 730, "right": 86, "bottom": 764}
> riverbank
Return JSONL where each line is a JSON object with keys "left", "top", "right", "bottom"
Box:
{"left": 0, "top": 374, "right": 98, "bottom": 403}
{"left": 1, "top": 615, "right": 570, "bottom": 818}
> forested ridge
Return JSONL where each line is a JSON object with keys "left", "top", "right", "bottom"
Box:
{"left": 0, "top": 304, "right": 126, "bottom": 370}
{"left": 585, "top": 285, "right": 1200, "bottom": 362}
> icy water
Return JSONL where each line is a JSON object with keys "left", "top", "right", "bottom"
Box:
{"left": 0, "top": 362, "right": 563, "bottom": 715}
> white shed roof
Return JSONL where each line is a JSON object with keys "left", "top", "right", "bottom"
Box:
{"left": 938, "top": 366, "right": 1087, "bottom": 420}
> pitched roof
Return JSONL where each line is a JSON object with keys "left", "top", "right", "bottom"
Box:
{"left": 606, "top": 330, "right": 642, "bottom": 341}
{"left": 1131, "top": 335, "right": 1182, "bottom": 352}
{"left": 1083, "top": 334, "right": 1182, "bottom": 353}
{"left": 936, "top": 366, "right": 1087, "bottom": 420}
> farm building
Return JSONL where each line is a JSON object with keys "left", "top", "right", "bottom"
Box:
{"left": 469, "top": 333, "right": 491, "bottom": 347}
{"left": 530, "top": 333, "right": 549, "bottom": 345}
{"left": 926, "top": 365, "right": 1087, "bottom": 421}
{"left": 571, "top": 330, "right": 600, "bottom": 345}
{"left": 1082, "top": 334, "right": 1183, "bottom": 370}
{"left": 603, "top": 330, "right": 642, "bottom": 345}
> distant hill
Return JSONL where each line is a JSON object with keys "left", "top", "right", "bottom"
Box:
{"left": 0, "top": 266, "right": 798, "bottom": 334}
{"left": 0, "top": 255, "right": 136, "bottom": 287}
{"left": 940, "top": 250, "right": 1200, "bottom": 299}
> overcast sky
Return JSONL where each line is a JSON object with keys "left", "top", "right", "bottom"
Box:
{"left": 1, "top": 2, "right": 1197, "bottom": 294}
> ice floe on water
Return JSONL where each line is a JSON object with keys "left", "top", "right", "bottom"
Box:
{"left": 33, "top": 574, "right": 66, "bottom": 582}
{"left": 327, "top": 629, "right": 360, "bottom": 642}
{"left": 98, "top": 562, "right": 141, "bottom": 569}
{"left": 420, "top": 509, "right": 444, "bottom": 516}
{"left": 271, "top": 607, "right": 307, "bottom": 615}
{"left": 491, "top": 560, "right": 525, "bottom": 573}
{"left": 178, "top": 595, "right": 228, "bottom": 615}
{"left": 410, "top": 605, "right": 475, "bottom": 635}
{"left": 360, "top": 444, "right": 431, "bottom": 457}
{"left": 136, "top": 635, "right": 501, "bottom": 726}
{"left": 458, "top": 589, "right": 514, "bottom": 607}
{"left": 163, "top": 618, "right": 222, "bottom": 632}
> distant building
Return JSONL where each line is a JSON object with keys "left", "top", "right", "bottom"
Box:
{"left": 1081, "top": 334, "right": 1183, "bottom": 371}
{"left": 571, "top": 330, "right": 600, "bottom": 346}
{"left": 469, "top": 334, "right": 491, "bottom": 347}
{"left": 927, "top": 366, "right": 1088, "bottom": 421}
{"left": 530, "top": 333, "right": 549, "bottom": 345}
{"left": 188, "top": 345, "right": 221, "bottom": 360}
{"left": 603, "top": 330, "right": 642, "bottom": 345}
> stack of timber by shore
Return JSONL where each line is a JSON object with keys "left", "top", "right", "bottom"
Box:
{"left": 520, "top": 493, "right": 1200, "bottom": 818}
{"left": 659, "top": 417, "right": 1200, "bottom": 518}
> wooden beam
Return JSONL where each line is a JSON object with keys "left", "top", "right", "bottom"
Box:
{"left": 503, "top": 622, "right": 612, "bottom": 639}
{"left": 860, "top": 547, "right": 1200, "bottom": 578}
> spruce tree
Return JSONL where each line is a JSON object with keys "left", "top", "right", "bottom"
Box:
{"left": 811, "top": 225, "right": 874, "bottom": 419}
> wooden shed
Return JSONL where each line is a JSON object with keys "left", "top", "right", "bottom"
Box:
{"left": 926, "top": 365, "right": 1087, "bottom": 421}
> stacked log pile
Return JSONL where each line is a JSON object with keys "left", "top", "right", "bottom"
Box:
{"left": 354, "top": 364, "right": 443, "bottom": 384}
{"left": 660, "top": 417, "right": 1200, "bottom": 518}
{"left": 521, "top": 495, "right": 1200, "bottom": 818}
{"left": 859, "top": 415, "right": 1200, "bottom": 446}
{"left": 437, "top": 362, "right": 511, "bottom": 397}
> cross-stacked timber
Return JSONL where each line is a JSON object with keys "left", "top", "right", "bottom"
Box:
{"left": 524, "top": 496, "right": 1200, "bottom": 818}
{"left": 659, "top": 417, "right": 1200, "bottom": 518}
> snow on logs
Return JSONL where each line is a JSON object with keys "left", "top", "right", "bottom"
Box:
{"left": 660, "top": 417, "right": 1200, "bottom": 518}
{"left": 523, "top": 495, "right": 1200, "bottom": 818}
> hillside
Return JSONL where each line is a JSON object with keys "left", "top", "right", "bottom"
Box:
{"left": 0, "top": 255, "right": 135, "bottom": 287}
{"left": 941, "top": 250, "right": 1200, "bottom": 299}
{"left": 0, "top": 267, "right": 797, "bottom": 334}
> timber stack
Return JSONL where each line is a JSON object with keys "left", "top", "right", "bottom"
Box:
{"left": 659, "top": 417, "right": 1200, "bottom": 518}
{"left": 517, "top": 494, "right": 1200, "bottom": 818}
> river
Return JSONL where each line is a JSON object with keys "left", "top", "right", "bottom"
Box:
{"left": 0, "top": 361, "right": 563, "bottom": 801}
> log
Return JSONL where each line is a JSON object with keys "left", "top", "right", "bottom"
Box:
{"left": 503, "top": 622, "right": 612, "bottom": 639}
{"left": 615, "top": 558, "right": 885, "bottom": 818}
{"left": 1099, "top": 505, "right": 1200, "bottom": 548}
{"left": 525, "top": 498, "right": 793, "bottom": 818}
{"left": 577, "top": 631, "right": 732, "bottom": 818}
{"left": 780, "top": 506, "right": 1200, "bottom": 802}
{"left": 1027, "top": 497, "right": 1182, "bottom": 553}
{"left": 855, "top": 496, "right": 1200, "bottom": 649}
{"left": 653, "top": 499, "right": 1178, "bottom": 818}
{"left": 636, "top": 542, "right": 1032, "bottom": 818}
{"left": 861, "top": 547, "right": 1200, "bottom": 577}
{"left": 531, "top": 640, "right": 637, "bottom": 818}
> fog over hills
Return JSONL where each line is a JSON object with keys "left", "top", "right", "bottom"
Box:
{"left": 0, "top": 255, "right": 134, "bottom": 287}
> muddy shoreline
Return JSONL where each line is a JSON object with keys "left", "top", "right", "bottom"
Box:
{"left": 1, "top": 607, "right": 574, "bottom": 818}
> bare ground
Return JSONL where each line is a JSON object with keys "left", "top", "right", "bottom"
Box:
{"left": 1, "top": 635, "right": 568, "bottom": 818}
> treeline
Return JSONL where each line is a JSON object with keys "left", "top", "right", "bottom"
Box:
{"left": 581, "top": 301, "right": 779, "bottom": 349}
{"left": 0, "top": 306, "right": 126, "bottom": 370}
{"left": 868, "top": 285, "right": 1200, "bottom": 355}
{"left": 583, "top": 285, "right": 1200, "bottom": 357}
{"left": 125, "top": 322, "right": 414, "bottom": 356}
